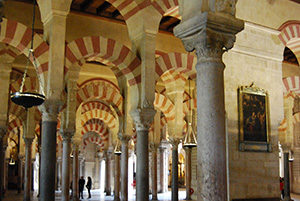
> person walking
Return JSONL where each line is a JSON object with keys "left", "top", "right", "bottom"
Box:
{"left": 79, "top": 176, "right": 85, "bottom": 199}
{"left": 86, "top": 176, "right": 92, "bottom": 199}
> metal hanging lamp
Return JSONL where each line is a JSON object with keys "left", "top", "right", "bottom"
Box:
{"left": 114, "top": 139, "right": 122, "bottom": 155}
{"left": 10, "top": 0, "right": 45, "bottom": 109}
{"left": 183, "top": 78, "right": 197, "bottom": 148}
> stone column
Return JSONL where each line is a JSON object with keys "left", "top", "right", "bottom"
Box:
{"left": 61, "top": 133, "right": 72, "bottom": 201}
{"left": 105, "top": 151, "right": 112, "bottom": 195}
{"left": 23, "top": 138, "right": 33, "bottom": 201}
{"left": 57, "top": 157, "right": 62, "bottom": 190}
{"left": 0, "top": 134, "right": 4, "bottom": 201}
{"left": 132, "top": 108, "right": 155, "bottom": 201}
{"left": 17, "top": 156, "right": 23, "bottom": 193}
{"left": 94, "top": 153, "right": 100, "bottom": 189}
{"left": 72, "top": 143, "right": 79, "bottom": 201}
{"left": 120, "top": 135, "right": 130, "bottom": 201}
{"left": 150, "top": 144, "right": 158, "bottom": 201}
{"left": 174, "top": 4, "right": 243, "bottom": 200}
{"left": 114, "top": 153, "right": 121, "bottom": 201}
{"left": 284, "top": 152, "right": 292, "bottom": 201}
{"left": 159, "top": 145, "right": 167, "bottom": 193}
{"left": 170, "top": 139, "right": 180, "bottom": 201}
{"left": 39, "top": 103, "right": 60, "bottom": 201}
{"left": 184, "top": 147, "right": 192, "bottom": 200}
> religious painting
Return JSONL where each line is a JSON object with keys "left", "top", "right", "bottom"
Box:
{"left": 238, "top": 85, "right": 271, "bottom": 152}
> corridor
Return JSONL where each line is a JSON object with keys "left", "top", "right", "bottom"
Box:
{"left": 2, "top": 189, "right": 187, "bottom": 201}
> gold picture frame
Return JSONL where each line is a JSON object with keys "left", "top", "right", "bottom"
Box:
{"left": 238, "top": 85, "right": 271, "bottom": 152}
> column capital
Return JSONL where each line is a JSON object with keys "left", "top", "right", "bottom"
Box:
{"left": 60, "top": 130, "right": 74, "bottom": 142}
{"left": 119, "top": 134, "right": 131, "bottom": 143}
{"left": 131, "top": 107, "right": 156, "bottom": 131}
{"left": 39, "top": 99, "right": 63, "bottom": 122}
{"left": 174, "top": 12, "right": 244, "bottom": 62}
{"left": 169, "top": 138, "right": 181, "bottom": 149}
{"left": 24, "top": 137, "right": 34, "bottom": 146}
{"left": 149, "top": 143, "right": 159, "bottom": 152}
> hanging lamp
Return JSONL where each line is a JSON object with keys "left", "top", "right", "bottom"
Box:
{"left": 10, "top": 0, "right": 45, "bottom": 109}
{"left": 114, "top": 139, "right": 122, "bottom": 155}
{"left": 183, "top": 78, "right": 197, "bottom": 148}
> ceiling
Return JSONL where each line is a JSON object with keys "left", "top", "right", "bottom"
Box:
{"left": 12, "top": 0, "right": 181, "bottom": 33}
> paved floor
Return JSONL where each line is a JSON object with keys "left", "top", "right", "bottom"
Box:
{"left": 2, "top": 189, "right": 187, "bottom": 201}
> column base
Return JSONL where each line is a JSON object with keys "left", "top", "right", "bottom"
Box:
{"left": 113, "top": 196, "right": 120, "bottom": 201}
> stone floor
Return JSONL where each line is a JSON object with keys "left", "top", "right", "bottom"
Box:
{"left": 3, "top": 191, "right": 300, "bottom": 201}
{"left": 2, "top": 189, "right": 187, "bottom": 201}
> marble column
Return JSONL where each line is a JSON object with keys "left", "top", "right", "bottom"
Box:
{"left": 57, "top": 157, "right": 62, "bottom": 190}
{"left": 174, "top": 6, "right": 243, "bottom": 200}
{"left": 23, "top": 138, "right": 33, "bottom": 201}
{"left": 170, "top": 139, "right": 179, "bottom": 201}
{"left": 120, "top": 136, "right": 130, "bottom": 201}
{"left": 72, "top": 144, "right": 79, "bottom": 201}
{"left": 133, "top": 108, "right": 155, "bottom": 201}
{"left": 150, "top": 144, "right": 158, "bottom": 201}
{"left": 94, "top": 154, "right": 100, "bottom": 189}
{"left": 0, "top": 135, "right": 4, "bottom": 201}
{"left": 284, "top": 152, "right": 292, "bottom": 201}
{"left": 40, "top": 104, "right": 60, "bottom": 201}
{"left": 105, "top": 151, "right": 112, "bottom": 195}
{"left": 114, "top": 154, "right": 120, "bottom": 201}
{"left": 159, "top": 146, "right": 167, "bottom": 193}
{"left": 61, "top": 134, "right": 72, "bottom": 201}
{"left": 184, "top": 147, "right": 192, "bottom": 200}
{"left": 17, "top": 156, "right": 23, "bottom": 193}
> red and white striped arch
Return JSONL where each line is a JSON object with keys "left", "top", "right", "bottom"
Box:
{"left": 65, "top": 36, "right": 141, "bottom": 86}
{"left": 148, "top": 116, "right": 167, "bottom": 137}
{"left": 81, "top": 109, "right": 118, "bottom": 135}
{"left": 0, "top": 18, "right": 49, "bottom": 90}
{"left": 82, "top": 135, "right": 105, "bottom": 151}
{"left": 154, "top": 93, "right": 175, "bottom": 121}
{"left": 278, "top": 22, "right": 300, "bottom": 63}
{"left": 81, "top": 101, "right": 113, "bottom": 115}
{"left": 81, "top": 118, "right": 109, "bottom": 141}
{"left": 77, "top": 80, "right": 123, "bottom": 116}
{"left": 155, "top": 52, "right": 197, "bottom": 81}
{"left": 9, "top": 103, "right": 26, "bottom": 121}
{"left": 282, "top": 76, "right": 300, "bottom": 95}
{"left": 0, "top": 43, "right": 20, "bottom": 60}
{"left": 7, "top": 117, "right": 22, "bottom": 134}
{"left": 160, "top": 69, "right": 188, "bottom": 85}
{"left": 151, "top": 0, "right": 178, "bottom": 16}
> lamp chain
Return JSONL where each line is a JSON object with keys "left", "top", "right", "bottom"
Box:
{"left": 19, "top": 0, "right": 45, "bottom": 95}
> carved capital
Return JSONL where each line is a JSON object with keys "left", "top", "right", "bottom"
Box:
{"left": 60, "top": 130, "right": 74, "bottom": 142}
{"left": 39, "top": 99, "right": 63, "bottom": 122}
{"left": 24, "top": 138, "right": 34, "bottom": 146}
{"left": 169, "top": 138, "right": 181, "bottom": 149}
{"left": 119, "top": 134, "right": 131, "bottom": 143}
{"left": 149, "top": 143, "right": 159, "bottom": 152}
{"left": 174, "top": 12, "right": 244, "bottom": 63}
{"left": 131, "top": 107, "right": 156, "bottom": 131}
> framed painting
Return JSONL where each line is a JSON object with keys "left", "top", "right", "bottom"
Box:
{"left": 238, "top": 85, "right": 271, "bottom": 152}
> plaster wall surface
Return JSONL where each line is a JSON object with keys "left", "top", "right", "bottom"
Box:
{"left": 223, "top": 22, "right": 284, "bottom": 199}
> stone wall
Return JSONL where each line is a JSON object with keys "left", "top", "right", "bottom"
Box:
{"left": 223, "top": 22, "right": 284, "bottom": 199}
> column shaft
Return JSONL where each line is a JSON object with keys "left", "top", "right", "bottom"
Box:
{"left": 114, "top": 154, "right": 120, "bottom": 201}
{"left": 185, "top": 148, "right": 192, "bottom": 200}
{"left": 284, "top": 152, "right": 291, "bottom": 201}
{"left": 151, "top": 149, "right": 158, "bottom": 200}
{"left": 136, "top": 129, "right": 149, "bottom": 201}
{"left": 0, "top": 138, "right": 3, "bottom": 201}
{"left": 121, "top": 139, "right": 129, "bottom": 201}
{"left": 171, "top": 143, "right": 178, "bottom": 201}
{"left": 17, "top": 157, "right": 23, "bottom": 193}
{"left": 24, "top": 139, "right": 33, "bottom": 201}
{"left": 72, "top": 145, "right": 79, "bottom": 201}
{"left": 40, "top": 120, "right": 57, "bottom": 201}
{"left": 159, "top": 147, "right": 167, "bottom": 193}
{"left": 105, "top": 152, "right": 111, "bottom": 195}
{"left": 196, "top": 61, "right": 227, "bottom": 200}
{"left": 62, "top": 138, "right": 71, "bottom": 201}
